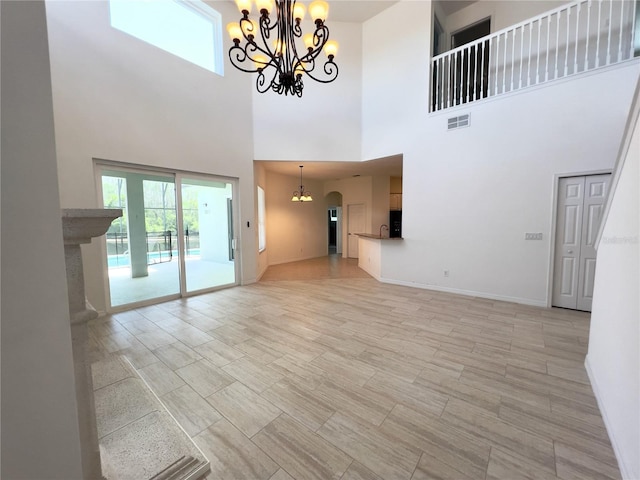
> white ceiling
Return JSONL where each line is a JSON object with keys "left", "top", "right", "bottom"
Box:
{"left": 327, "top": 0, "right": 475, "bottom": 22}
{"left": 438, "top": 0, "right": 476, "bottom": 16}
{"left": 327, "top": 1, "right": 400, "bottom": 22}
{"left": 256, "top": 155, "right": 403, "bottom": 181}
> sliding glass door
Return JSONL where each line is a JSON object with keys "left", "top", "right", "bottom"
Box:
{"left": 100, "top": 166, "right": 237, "bottom": 309}
{"left": 180, "top": 176, "right": 236, "bottom": 294}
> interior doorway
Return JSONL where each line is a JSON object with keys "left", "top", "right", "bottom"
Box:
{"left": 451, "top": 17, "right": 491, "bottom": 105}
{"left": 433, "top": 15, "right": 444, "bottom": 56}
{"left": 328, "top": 207, "right": 342, "bottom": 255}
{"left": 326, "top": 191, "right": 343, "bottom": 256}
{"left": 552, "top": 173, "right": 611, "bottom": 311}
{"left": 451, "top": 18, "right": 491, "bottom": 48}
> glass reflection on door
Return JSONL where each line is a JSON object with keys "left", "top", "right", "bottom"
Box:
{"left": 181, "top": 178, "right": 236, "bottom": 293}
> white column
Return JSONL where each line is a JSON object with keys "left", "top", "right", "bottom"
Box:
{"left": 126, "top": 174, "right": 149, "bottom": 278}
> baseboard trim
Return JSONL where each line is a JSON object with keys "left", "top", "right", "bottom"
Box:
{"left": 378, "top": 277, "right": 548, "bottom": 307}
{"left": 255, "top": 264, "right": 268, "bottom": 282}
{"left": 242, "top": 276, "right": 258, "bottom": 285}
{"left": 584, "top": 355, "right": 634, "bottom": 480}
{"left": 358, "top": 264, "right": 381, "bottom": 281}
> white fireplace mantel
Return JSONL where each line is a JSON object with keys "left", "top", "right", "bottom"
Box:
{"left": 62, "top": 208, "right": 122, "bottom": 480}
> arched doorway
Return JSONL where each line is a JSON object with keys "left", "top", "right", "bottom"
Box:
{"left": 326, "top": 191, "right": 343, "bottom": 255}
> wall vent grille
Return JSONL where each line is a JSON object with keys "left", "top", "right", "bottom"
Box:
{"left": 447, "top": 114, "right": 470, "bottom": 130}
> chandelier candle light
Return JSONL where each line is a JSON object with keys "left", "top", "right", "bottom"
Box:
{"left": 227, "top": 0, "right": 339, "bottom": 97}
{"left": 291, "top": 165, "right": 312, "bottom": 202}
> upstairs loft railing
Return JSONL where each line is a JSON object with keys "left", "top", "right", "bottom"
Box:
{"left": 431, "top": 0, "right": 639, "bottom": 112}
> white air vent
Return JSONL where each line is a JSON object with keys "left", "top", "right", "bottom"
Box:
{"left": 447, "top": 114, "right": 470, "bottom": 130}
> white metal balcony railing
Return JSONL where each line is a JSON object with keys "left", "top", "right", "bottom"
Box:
{"left": 431, "top": 0, "right": 639, "bottom": 112}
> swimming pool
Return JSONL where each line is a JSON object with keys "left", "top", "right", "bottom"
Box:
{"left": 107, "top": 249, "right": 200, "bottom": 268}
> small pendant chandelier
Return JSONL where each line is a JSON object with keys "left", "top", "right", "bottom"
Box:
{"left": 227, "top": 0, "right": 339, "bottom": 97}
{"left": 291, "top": 165, "right": 312, "bottom": 202}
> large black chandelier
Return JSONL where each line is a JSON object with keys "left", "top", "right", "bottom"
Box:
{"left": 227, "top": 0, "right": 339, "bottom": 97}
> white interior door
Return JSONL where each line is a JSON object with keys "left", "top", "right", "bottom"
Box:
{"left": 347, "top": 204, "right": 365, "bottom": 259}
{"left": 576, "top": 174, "right": 609, "bottom": 311}
{"left": 552, "top": 174, "right": 610, "bottom": 311}
{"left": 336, "top": 206, "right": 343, "bottom": 255}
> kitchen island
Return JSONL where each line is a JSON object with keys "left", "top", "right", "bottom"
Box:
{"left": 356, "top": 233, "right": 403, "bottom": 280}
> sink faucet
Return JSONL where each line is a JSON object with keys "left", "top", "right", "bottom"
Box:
{"left": 379, "top": 224, "right": 389, "bottom": 238}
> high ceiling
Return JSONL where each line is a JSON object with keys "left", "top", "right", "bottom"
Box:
{"left": 242, "top": 0, "right": 476, "bottom": 182}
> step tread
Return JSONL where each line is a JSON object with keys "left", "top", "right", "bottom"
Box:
{"left": 92, "top": 356, "right": 210, "bottom": 480}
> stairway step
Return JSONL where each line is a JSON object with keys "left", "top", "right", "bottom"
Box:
{"left": 92, "top": 356, "right": 209, "bottom": 480}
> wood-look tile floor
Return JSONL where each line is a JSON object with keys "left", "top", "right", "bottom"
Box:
{"left": 89, "top": 257, "right": 620, "bottom": 480}
{"left": 259, "top": 254, "right": 371, "bottom": 281}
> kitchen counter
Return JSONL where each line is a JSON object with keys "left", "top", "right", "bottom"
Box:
{"left": 356, "top": 233, "right": 403, "bottom": 240}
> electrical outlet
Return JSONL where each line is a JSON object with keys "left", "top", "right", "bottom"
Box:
{"left": 525, "top": 233, "right": 543, "bottom": 240}
{"left": 443, "top": 269, "right": 450, "bottom": 277}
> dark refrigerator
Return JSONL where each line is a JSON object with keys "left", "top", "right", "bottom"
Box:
{"left": 389, "top": 210, "right": 402, "bottom": 238}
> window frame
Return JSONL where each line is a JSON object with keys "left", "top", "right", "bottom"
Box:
{"left": 109, "top": 0, "right": 224, "bottom": 75}
{"left": 257, "top": 186, "right": 266, "bottom": 253}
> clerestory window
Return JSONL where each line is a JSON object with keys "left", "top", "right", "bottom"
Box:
{"left": 109, "top": 0, "right": 223, "bottom": 75}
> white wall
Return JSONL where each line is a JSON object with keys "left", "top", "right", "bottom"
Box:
{"left": 264, "top": 170, "right": 328, "bottom": 265}
{"left": 362, "top": 1, "right": 432, "bottom": 160}
{"left": 1, "top": 1, "right": 84, "bottom": 477}
{"left": 363, "top": 1, "right": 640, "bottom": 306}
{"left": 45, "top": 0, "right": 257, "bottom": 311}
{"left": 363, "top": 0, "right": 575, "bottom": 156}
{"left": 252, "top": 20, "right": 363, "bottom": 162}
{"left": 586, "top": 83, "right": 640, "bottom": 480}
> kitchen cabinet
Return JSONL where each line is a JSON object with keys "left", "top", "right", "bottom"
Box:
{"left": 390, "top": 193, "right": 402, "bottom": 211}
